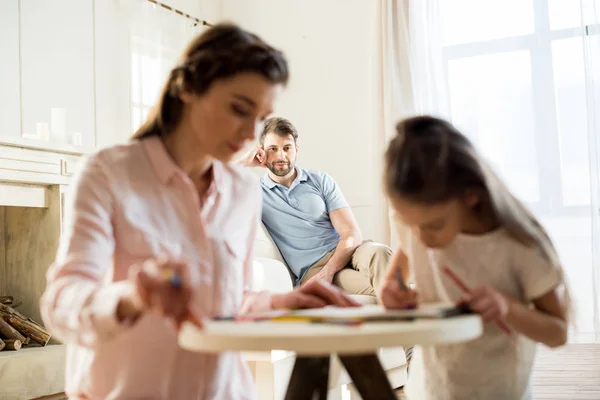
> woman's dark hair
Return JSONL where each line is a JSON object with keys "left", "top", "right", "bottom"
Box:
{"left": 132, "top": 23, "right": 289, "bottom": 140}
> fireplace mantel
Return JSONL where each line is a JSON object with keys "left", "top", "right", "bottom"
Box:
{"left": 1, "top": 140, "right": 84, "bottom": 399}
{"left": 0, "top": 141, "right": 84, "bottom": 188}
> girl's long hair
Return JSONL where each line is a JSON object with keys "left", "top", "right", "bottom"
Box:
{"left": 385, "top": 116, "right": 570, "bottom": 316}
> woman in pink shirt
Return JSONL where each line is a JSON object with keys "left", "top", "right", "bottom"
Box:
{"left": 40, "top": 23, "right": 356, "bottom": 400}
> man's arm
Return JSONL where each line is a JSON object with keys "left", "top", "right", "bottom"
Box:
{"left": 308, "top": 207, "right": 363, "bottom": 283}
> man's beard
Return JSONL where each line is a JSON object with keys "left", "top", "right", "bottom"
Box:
{"left": 267, "top": 160, "right": 293, "bottom": 177}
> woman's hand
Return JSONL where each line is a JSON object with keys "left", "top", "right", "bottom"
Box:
{"left": 117, "top": 258, "right": 203, "bottom": 330}
{"left": 271, "top": 279, "right": 361, "bottom": 310}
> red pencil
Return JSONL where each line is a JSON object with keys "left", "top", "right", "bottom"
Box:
{"left": 442, "top": 266, "right": 512, "bottom": 336}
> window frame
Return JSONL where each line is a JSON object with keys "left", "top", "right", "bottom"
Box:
{"left": 441, "top": 0, "right": 599, "bottom": 217}
{"left": 129, "top": 35, "right": 178, "bottom": 131}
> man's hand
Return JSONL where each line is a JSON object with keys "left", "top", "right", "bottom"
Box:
{"left": 271, "top": 279, "right": 360, "bottom": 310}
{"left": 304, "top": 266, "right": 336, "bottom": 285}
{"left": 238, "top": 146, "right": 267, "bottom": 168}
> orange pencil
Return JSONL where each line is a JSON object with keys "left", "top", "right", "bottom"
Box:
{"left": 442, "top": 266, "right": 512, "bottom": 336}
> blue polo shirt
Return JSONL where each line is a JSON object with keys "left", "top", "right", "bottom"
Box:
{"left": 260, "top": 168, "right": 349, "bottom": 279}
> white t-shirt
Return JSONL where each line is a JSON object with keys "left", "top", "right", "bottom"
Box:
{"left": 396, "top": 224, "right": 563, "bottom": 400}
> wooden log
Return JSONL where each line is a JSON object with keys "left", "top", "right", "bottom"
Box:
{"left": 4, "top": 339, "right": 22, "bottom": 350}
{"left": 0, "top": 315, "right": 27, "bottom": 343}
{"left": 0, "top": 295, "right": 21, "bottom": 308}
{"left": 0, "top": 338, "right": 5, "bottom": 351}
{"left": 0, "top": 303, "right": 30, "bottom": 321}
{"left": 0, "top": 303, "right": 51, "bottom": 345}
{"left": 5, "top": 316, "right": 51, "bottom": 345}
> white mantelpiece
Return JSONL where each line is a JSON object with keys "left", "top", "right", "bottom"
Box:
{"left": 0, "top": 140, "right": 84, "bottom": 399}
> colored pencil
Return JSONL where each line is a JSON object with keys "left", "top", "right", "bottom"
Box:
{"left": 442, "top": 266, "right": 512, "bottom": 335}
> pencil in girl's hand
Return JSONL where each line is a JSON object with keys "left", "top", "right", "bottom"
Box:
{"left": 395, "top": 269, "right": 417, "bottom": 309}
{"left": 442, "top": 266, "right": 512, "bottom": 336}
{"left": 396, "top": 269, "right": 409, "bottom": 290}
{"left": 442, "top": 266, "right": 470, "bottom": 293}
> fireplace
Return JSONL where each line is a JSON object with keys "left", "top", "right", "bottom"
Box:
{"left": 0, "top": 144, "right": 82, "bottom": 399}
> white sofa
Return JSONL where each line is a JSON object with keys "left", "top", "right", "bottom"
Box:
{"left": 245, "top": 224, "right": 408, "bottom": 399}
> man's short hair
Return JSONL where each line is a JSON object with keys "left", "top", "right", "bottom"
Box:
{"left": 260, "top": 117, "right": 298, "bottom": 145}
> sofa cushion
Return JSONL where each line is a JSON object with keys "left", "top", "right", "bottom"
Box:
{"left": 252, "top": 259, "right": 294, "bottom": 293}
{"left": 254, "top": 223, "right": 286, "bottom": 264}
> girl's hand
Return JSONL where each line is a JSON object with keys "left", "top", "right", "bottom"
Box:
{"left": 118, "top": 258, "right": 203, "bottom": 330}
{"left": 271, "top": 279, "right": 361, "bottom": 309}
{"left": 378, "top": 276, "right": 418, "bottom": 309}
{"left": 378, "top": 249, "right": 418, "bottom": 309}
{"left": 462, "top": 285, "right": 509, "bottom": 323}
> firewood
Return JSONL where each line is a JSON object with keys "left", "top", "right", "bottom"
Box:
{"left": 3, "top": 339, "right": 22, "bottom": 350}
{"left": 0, "top": 303, "right": 51, "bottom": 345}
{"left": 0, "top": 296, "right": 13, "bottom": 305}
{"left": 5, "top": 316, "right": 51, "bottom": 345}
{"left": 0, "top": 303, "right": 29, "bottom": 321}
{"left": 0, "top": 316, "right": 27, "bottom": 343}
{"left": 0, "top": 338, "right": 4, "bottom": 351}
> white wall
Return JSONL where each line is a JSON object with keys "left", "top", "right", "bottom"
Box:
{"left": 220, "top": 0, "right": 390, "bottom": 244}
{"left": 165, "top": 0, "right": 221, "bottom": 24}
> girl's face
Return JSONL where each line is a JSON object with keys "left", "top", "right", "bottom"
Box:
{"left": 179, "top": 72, "right": 282, "bottom": 162}
{"left": 390, "top": 194, "right": 480, "bottom": 249}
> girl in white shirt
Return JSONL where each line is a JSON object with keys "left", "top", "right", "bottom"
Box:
{"left": 379, "top": 116, "right": 570, "bottom": 400}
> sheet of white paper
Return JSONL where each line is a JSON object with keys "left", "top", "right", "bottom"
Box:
{"left": 290, "top": 303, "right": 461, "bottom": 321}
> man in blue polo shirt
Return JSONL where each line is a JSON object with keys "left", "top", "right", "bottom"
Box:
{"left": 240, "top": 117, "right": 392, "bottom": 297}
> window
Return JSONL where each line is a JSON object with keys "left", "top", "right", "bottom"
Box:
{"left": 126, "top": 1, "right": 201, "bottom": 132}
{"left": 130, "top": 37, "right": 177, "bottom": 131}
{"left": 440, "top": 0, "right": 600, "bottom": 335}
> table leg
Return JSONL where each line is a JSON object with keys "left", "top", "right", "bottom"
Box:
{"left": 284, "top": 356, "right": 330, "bottom": 400}
{"left": 338, "top": 354, "right": 396, "bottom": 400}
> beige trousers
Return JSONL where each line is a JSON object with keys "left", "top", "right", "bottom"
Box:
{"left": 299, "top": 241, "right": 392, "bottom": 296}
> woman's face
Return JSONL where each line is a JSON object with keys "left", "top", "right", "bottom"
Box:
{"left": 180, "top": 72, "right": 282, "bottom": 162}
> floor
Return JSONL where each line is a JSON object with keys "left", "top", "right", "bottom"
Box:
{"left": 394, "top": 344, "right": 600, "bottom": 400}
{"left": 532, "top": 344, "right": 600, "bottom": 400}
{"left": 31, "top": 345, "right": 600, "bottom": 400}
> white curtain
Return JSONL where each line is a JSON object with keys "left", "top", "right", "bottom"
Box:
{"left": 581, "top": 0, "right": 600, "bottom": 340}
{"left": 381, "top": 0, "right": 600, "bottom": 341}
{"left": 380, "top": 0, "right": 449, "bottom": 247}
{"left": 380, "top": 0, "right": 448, "bottom": 129}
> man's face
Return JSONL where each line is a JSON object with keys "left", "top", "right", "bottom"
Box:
{"left": 262, "top": 133, "right": 298, "bottom": 177}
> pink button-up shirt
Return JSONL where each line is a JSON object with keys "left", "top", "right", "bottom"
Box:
{"left": 40, "top": 137, "right": 271, "bottom": 400}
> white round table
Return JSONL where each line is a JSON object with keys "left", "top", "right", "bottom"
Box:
{"left": 178, "top": 312, "right": 482, "bottom": 400}
{"left": 178, "top": 314, "right": 482, "bottom": 355}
